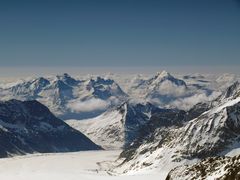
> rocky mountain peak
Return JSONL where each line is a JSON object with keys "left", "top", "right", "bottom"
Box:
{"left": 150, "top": 70, "right": 187, "bottom": 87}
{"left": 56, "top": 73, "right": 79, "bottom": 86}
{"left": 156, "top": 70, "right": 172, "bottom": 79}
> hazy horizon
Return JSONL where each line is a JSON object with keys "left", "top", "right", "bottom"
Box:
{"left": 0, "top": 66, "right": 239, "bottom": 78}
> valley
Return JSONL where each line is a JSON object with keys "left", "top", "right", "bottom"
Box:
{"left": 0, "top": 150, "right": 166, "bottom": 180}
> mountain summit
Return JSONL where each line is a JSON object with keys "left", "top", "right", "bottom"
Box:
{"left": 150, "top": 70, "right": 187, "bottom": 87}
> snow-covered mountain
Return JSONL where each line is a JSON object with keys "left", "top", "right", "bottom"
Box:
{"left": 125, "top": 70, "right": 219, "bottom": 110}
{"left": 129, "top": 70, "right": 187, "bottom": 98}
{"left": 110, "top": 81, "right": 240, "bottom": 175}
{"left": 0, "top": 99, "right": 101, "bottom": 158}
{"left": 66, "top": 101, "right": 185, "bottom": 150}
{"left": 0, "top": 73, "right": 128, "bottom": 120}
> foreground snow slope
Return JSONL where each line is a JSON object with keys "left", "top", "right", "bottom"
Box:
{"left": 0, "top": 150, "right": 166, "bottom": 180}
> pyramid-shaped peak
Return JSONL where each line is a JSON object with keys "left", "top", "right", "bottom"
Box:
{"left": 158, "top": 70, "right": 171, "bottom": 76}
{"left": 155, "top": 70, "right": 173, "bottom": 79}
{"left": 151, "top": 70, "right": 187, "bottom": 87}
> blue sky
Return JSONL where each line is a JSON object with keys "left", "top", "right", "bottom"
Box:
{"left": 0, "top": 0, "right": 240, "bottom": 67}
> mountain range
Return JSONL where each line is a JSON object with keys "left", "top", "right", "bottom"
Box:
{"left": 0, "top": 73, "right": 127, "bottom": 120}
{"left": 1, "top": 71, "right": 240, "bottom": 179}
{"left": 0, "top": 71, "right": 220, "bottom": 121}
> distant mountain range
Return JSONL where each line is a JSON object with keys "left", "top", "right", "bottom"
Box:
{"left": 0, "top": 73, "right": 127, "bottom": 120}
{"left": 0, "top": 71, "right": 220, "bottom": 120}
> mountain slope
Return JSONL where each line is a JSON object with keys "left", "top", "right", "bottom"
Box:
{"left": 0, "top": 99, "right": 101, "bottom": 158}
{"left": 111, "top": 82, "right": 240, "bottom": 174}
{"left": 67, "top": 102, "right": 185, "bottom": 150}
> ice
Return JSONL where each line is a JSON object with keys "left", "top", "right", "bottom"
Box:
{"left": 0, "top": 150, "right": 166, "bottom": 180}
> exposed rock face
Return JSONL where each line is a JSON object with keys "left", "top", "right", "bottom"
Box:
{"left": 166, "top": 155, "right": 240, "bottom": 180}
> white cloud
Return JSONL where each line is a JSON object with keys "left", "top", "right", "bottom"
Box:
{"left": 155, "top": 80, "right": 187, "bottom": 96}
{"left": 67, "top": 99, "right": 110, "bottom": 113}
{"left": 171, "top": 91, "right": 221, "bottom": 110}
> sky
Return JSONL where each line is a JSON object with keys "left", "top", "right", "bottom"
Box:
{"left": 0, "top": 0, "right": 240, "bottom": 68}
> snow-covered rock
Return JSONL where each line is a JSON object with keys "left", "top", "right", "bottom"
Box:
{"left": 166, "top": 155, "right": 240, "bottom": 180}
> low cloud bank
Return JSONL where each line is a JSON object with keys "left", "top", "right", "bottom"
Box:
{"left": 171, "top": 91, "right": 221, "bottom": 110}
{"left": 67, "top": 99, "right": 110, "bottom": 113}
